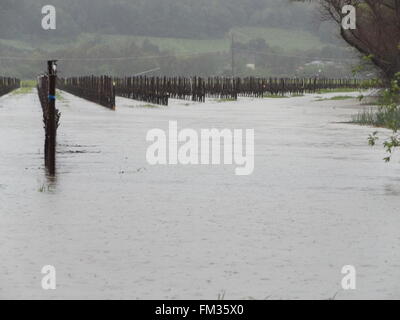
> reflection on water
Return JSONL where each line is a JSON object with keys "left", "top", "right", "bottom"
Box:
{"left": 384, "top": 184, "right": 400, "bottom": 196}
{"left": 44, "top": 172, "right": 58, "bottom": 191}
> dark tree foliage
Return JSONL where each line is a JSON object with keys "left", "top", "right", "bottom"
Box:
{"left": 295, "top": 0, "right": 400, "bottom": 81}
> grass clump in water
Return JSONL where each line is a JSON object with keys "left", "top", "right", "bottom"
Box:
{"left": 11, "top": 87, "right": 33, "bottom": 95}
{"left": 21, "top": 80, "right": 36, "bottom": 88}
{"left": 316, "top": 95, "right": 354, "bottom": 101}
{"left": 263, "top": 94, "right": 304, "bottom": 98}
{"left": 56, "top": 90, "right": 67, "bottom": 102}
{"left": 10, "top": 80, "right": 36, "bottom": 95}
{"left": 217, "top": 98, "right": 237, "bottom": 103}
{"left": 138, "top": 104, "right": 159, "bottom": 108}
{"left": 351, "top": 107, "right": 400, "bottom": 127}
{"left": 317, "top": 88, "right": 359, "bottom": 94}
{"left": 38, "top": 183, "right": 50, "bottom": 193}
{"left": 291, "top": 94, "right": 305, "bottom": 97}
{"left": 352, "top": 73, "right": 400, "bottom": 162}
{"left": 263, "top": 94, "right": 289, "bottom": 99}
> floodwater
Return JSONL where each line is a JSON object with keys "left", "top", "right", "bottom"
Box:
{"left": 1, "top": 89, "right": 400, "bottom": 300}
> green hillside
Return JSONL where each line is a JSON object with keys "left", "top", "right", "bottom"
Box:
{"left": 1, "top": 26, "right": 326, "bottom": 55}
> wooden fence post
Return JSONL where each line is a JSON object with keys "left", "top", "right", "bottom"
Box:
{"left": 47, "top": 60, "right": 57, "bottom": 176}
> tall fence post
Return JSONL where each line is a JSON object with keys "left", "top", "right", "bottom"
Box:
{"left": 47, "top": 60, "right": 57, "bottom": 176}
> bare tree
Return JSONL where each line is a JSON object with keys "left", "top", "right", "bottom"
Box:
{"left": 295, "top": 0, "right": 400, "bottom": 81}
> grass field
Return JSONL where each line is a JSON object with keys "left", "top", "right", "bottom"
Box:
{"left": 231, "top": 27, "right": 324, "bottom": 51}
{"left": 11, "top": 87, "right": 33, "bottom": 95}
{"left": 0, "top": 26, "right": 327, "bottom": 55}
{"left": 99, "top": 27, "right": 325, "bottom": 53}
{"left": 0, "top": 38, "right": 34, "bottom": 51}
{"left": 316, "top": 88, "right": 362, "bottom": 94}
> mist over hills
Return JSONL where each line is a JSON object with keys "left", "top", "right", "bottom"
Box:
{"left": 0, "top": 1, "right": 360, "bottom": 78}
{"left": 1, "top": 0, "right": 320, "bottom": 39}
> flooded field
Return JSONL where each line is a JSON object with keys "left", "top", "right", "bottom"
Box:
{"left": 1, "top": 89, "right": 400, "bottom": 299}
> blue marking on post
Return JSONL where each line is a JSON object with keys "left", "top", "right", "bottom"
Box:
{"left": 48, "top": 95, "right": 56, "bottom": 100}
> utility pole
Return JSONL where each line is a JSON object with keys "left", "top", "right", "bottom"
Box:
{"left": 231, "top": 33, "right": 235, "bottom": 78}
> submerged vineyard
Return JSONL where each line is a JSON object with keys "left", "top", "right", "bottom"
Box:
{"left": 2, "top": 60, "right": 377, "bottom": 176}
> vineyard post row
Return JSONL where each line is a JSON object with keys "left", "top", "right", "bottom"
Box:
{"left": 37, "top": 61, "right": 60, "bottom": 176}
{"left": 113, "top": 76, "right": 372, "bottom": 106}
{"left": 0, "top": 77, "right": 20, "bottom": 97}
{"left": 58, "top": 76, "right": 116, "bottom": 110}
{"left": 55, "top": 75, "right": 376, "bottom": 108}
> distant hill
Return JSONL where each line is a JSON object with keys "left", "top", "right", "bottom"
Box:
{"left": 0, "top": 0, "right": 358, "bottom": 79}
{"left": 1, "top": 0, "right": 321, "bottom": 40}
